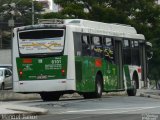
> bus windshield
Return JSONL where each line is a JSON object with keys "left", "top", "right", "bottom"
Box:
{"left": 18, "top": 29, "right": 65, "bottom": 55}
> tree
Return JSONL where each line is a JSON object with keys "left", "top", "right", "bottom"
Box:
{"left": 0, "top": 0, "right": 43, "bottom": 49}
{"left": 0, "top": 0, "right": 43, "bottom": 25}
{"left": 46, "top": 0, "right": 160, "bottom": 80}
{"left": 15, "top": 0, "right": 43, "bottom": 25}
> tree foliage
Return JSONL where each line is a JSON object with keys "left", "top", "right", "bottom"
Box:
{"left": 0, "top": 0, "right": 43, "bottom": 48}
{"left": 0, "top": 0, "right": 43, "bottom": 25}
{"left": 1, "top": 0, "right": 160, "bottom": 80}
{"left": 44, "top": 0, "right": 160, "bottom": 80}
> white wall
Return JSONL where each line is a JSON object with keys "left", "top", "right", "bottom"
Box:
{"left": 0, "top": 49, "right": 11, "bottom": 64}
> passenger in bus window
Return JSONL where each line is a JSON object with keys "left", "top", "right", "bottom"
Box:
{"left": 81, "top": 35, "right": 90, "bottom": 56}
{"left": 104, "top": 38, "right": 114, "bottom": 63}
{"left": 91, "top": 36, "right": 103, "bottom": 57}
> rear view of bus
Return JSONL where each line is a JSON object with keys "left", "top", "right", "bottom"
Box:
{"left": 13, "top": 19, "right": 152, "bottom": 101}
{"left": 13, "top": 23, "right": 69, "bottom": 101}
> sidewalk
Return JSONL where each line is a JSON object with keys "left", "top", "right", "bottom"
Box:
{"left": 0, "top": 103, "right": 48, "bottom": 117}
{"left": 0, "top": 90, "right": 40, "bottom": 101}
{"left": 0, "top": 88, "right": 159, "bottom": 117}
{"left": 137, "top": 88, "right": 160, "bottom": 99}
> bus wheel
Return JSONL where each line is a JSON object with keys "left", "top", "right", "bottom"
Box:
{"left": 94, "top": 75, "right": 103, "bottom": 98}
{"left": 83, "top": 93, "right": 93, "bottom": 99}
{"left": 127, "top": 79, "right": 137, "bottom": 96}
{"left": 40, "top": 92, "right": 61, "bottom": 101}
{"left": 83, "top": 75, "right": 103, "bottom": 99}
{"left": 0, "top": 83, "right": 5, "bottom": 90}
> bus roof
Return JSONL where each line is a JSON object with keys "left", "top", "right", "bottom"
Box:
{"left": 65, "top": 19, "right": 137, "bottom": 34}
{"left": 38, "top": 19, "right": 137, "bottom": 34}
{"left": 64, "top": 19, "right": 145, "bottom": 40}
{"left": 17, "top": 19, "right": 145, "bottom": 40}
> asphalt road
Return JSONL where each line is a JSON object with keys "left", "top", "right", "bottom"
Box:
{"left": 9, "top": 95, "right": 160, "bottom": 120}
{"left": 37, "top": 114, "right": 143, "bottom": 120}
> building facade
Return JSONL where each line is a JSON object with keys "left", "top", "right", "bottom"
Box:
{"left": 36, "top": 0, "right": 59, "bottom": 13}
{"left": 155, "top": 0, "right": 160, "bottom": 4}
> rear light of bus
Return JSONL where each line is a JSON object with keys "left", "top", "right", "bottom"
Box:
{"left": 138, "top": 67, "right": 142, "bottom": 73}
{"left": 23, "top": 58, "right": 32, "bottom": 64}
{"left": 95, "top": 59, "right": 102, "bottom": 67}
{"left": 61, "top": 69, "right": 65, "bottom": 76}
{"left": 19, "top": 70, "right": 23, "bottom": 77}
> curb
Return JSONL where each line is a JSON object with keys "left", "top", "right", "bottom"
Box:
{"left": 0, "top": 90, "right": 40, "bottom": 101}
{"left": 139, "top": 93, "right": 160, "bottom": 99}
{"left": 0, "top": 91, "right": 127, "bottom": 101}
{"left": 0, "top": 105, "right": 48, "bottom": 116}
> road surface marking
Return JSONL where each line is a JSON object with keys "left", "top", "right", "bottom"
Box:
{"left": 61, "top": 106, "right": 160, "bottom": 114}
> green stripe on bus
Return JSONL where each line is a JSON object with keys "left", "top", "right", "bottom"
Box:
{"left": 75, "top": 56, "right": 120, "bottom": 92}
{"left": 16, "top": 56, "right": 68, "bottom": 81}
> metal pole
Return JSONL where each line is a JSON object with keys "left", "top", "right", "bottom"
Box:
{"left": 0, "top": 14, "right": 2, "bottom": 49}
{"left": 32, "top": 0, "right": 35, "bottom": 25}
{"left": 11, "top": 15, "right": 14, "bottom": 46}
{"left": 0, "top": 29, "right": 2, "bottom": 49}
{"left": 10, "top": 15, "right": 14, "bottom": 68}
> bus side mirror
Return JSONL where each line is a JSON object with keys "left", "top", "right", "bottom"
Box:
{"left": 146, "top": 42, "right": 153, "bottom": 60}
{"left": 147, "top": 51, "right": 153, "bottom": 60}
{"left": 5, "top": 74, "right": 9, "bottom": 78}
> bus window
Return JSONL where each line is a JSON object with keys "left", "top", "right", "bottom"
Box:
{"left": 81, "top": 35, "right": 90, "bottom": 56}
{"left": 73, "top": 32, "right": 82, "bottom": 56}
{"left": 134, "top": 41, "right": 139, "bottom": 47}
{"left": 123, "top": 39, "right": 131, "bottom": 65}
{"left": 132, "top": 40, "right": 140, "bottom": 65}
{"left": 91, "top": 36, "right": 103, "bottom": 57}
{"left": 131, "top": 40, "right": 134, "bottom": 48}
{"left": 124, "top": 39, "right": 129, "bottom": 47}
{"left": 18, "top": 29, "right": 65, "bottom": 55}
{"left": 103, "top": 37, "right": 114, "bottom": 62}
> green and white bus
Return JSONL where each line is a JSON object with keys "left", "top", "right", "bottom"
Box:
{"left": 12, "top": 19, "right": 152, "bottom": 101}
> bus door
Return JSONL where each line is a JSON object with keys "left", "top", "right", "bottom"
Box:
{"left": 103, "top": 37, "right": 117, "bottom": 91}
{"left": 139, "top": 42, "right": 147, "bottom": 87}
{"left": 114, "top": 39, "right": 124, "bottom": 90}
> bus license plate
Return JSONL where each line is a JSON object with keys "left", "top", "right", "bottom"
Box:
{"left": 37, "top": 75, "right": 47, "bottom": 79}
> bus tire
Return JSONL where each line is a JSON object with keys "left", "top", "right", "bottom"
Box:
{"left": 83, "top": 74, "right": 103, "bottom": 99}
{"left": 83, "top": 93, "right": 93, "bottom": 99}
{"left": 156, "top": 80, "right": 160, "bottom": 90}
{"left": 1, "top": 83, "right": 5, "bottom": 90}
{"left": 127, "top": 78, "right": 137, "bottom": 96}
{"left": 40, "top": 92, "right": 61, "bottom": 101}
{"left": 94, "top": 75, "right": 103, "bottom": 98}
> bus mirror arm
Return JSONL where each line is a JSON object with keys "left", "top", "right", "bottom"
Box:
{"left": 146, "top": 42, "right": 153, "bottom": 60}
{"left": 147, "top": 51, "right": 153, "bottom": 60}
